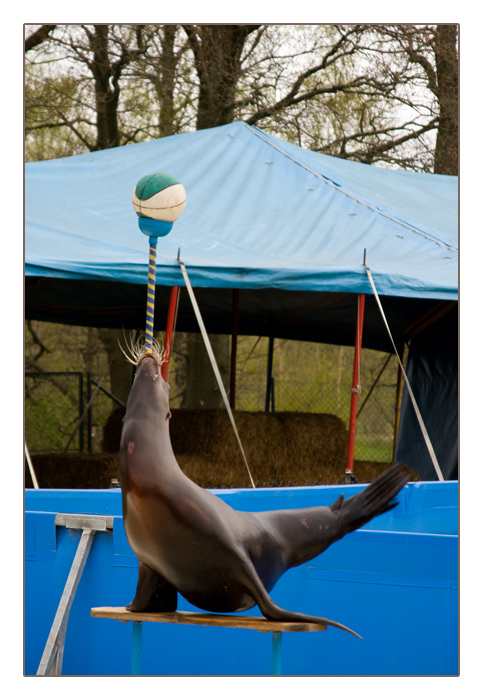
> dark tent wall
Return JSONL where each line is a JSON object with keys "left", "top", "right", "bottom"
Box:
{"left": 25, "top": 122, "right": 458, "bottom": 480}
{"left": 24, "top": 276, "right": 457, "bottom": 354}
{"left": 395, "top": 305, "right": 458, "bottom": 480}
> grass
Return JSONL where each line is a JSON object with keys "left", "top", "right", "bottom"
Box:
{"left": 354, "top": 436, "right": 394, "bottom": 463}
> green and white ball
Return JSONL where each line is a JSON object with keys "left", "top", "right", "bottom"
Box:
{"left": 132, "top": 172, "right": 186, "bottom": 222}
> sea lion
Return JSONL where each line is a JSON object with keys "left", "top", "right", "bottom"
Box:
{"left": 119, "top": 349, "right": 411, "bottom": 638}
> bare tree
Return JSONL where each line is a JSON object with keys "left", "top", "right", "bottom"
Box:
{"left": 182, "top": 24, "right": 262, "bottom": 129}
{"left": 26, "top": 24, "right": 458, "bottom": 169}
{"left": 433, "top": 25, "right": 458, "bottom": 175}
{"left": 25, "top": 23, "right": 458, "bottom": 410}
{"left": 26, "top": 25, "right": 147, "bottom": 152}
{"left": 25, "top": 24, "right": 57, "bottom": 53}
{"left": 25, "top": 25, "right": 166, "bottom": 402}
{"left": 368, "top": 24, "right": 458, "bottom": 174}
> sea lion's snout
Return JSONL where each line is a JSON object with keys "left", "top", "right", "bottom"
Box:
{"left": 127, "top": 351, "right": 170, "bottom": 416}
{"left": 135, "top": 354, "right": 171, "bottom": 394}
{"left": 137, "top": 353, "right": 161, "bottom": 373}
{"left": 134, "top": 354, "right": 164, "bottom": 385}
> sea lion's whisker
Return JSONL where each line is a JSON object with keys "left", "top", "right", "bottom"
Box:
{"left": 118, "top": 332, "right": 167, "bottom": 367}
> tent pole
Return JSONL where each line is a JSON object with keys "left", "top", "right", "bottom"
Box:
{"left": 392, "top": 342, "right": 406, "bottom": 461}
{"left": 230, "top": 290, "right": 239, "bottom": 410}
{"left": 346, "top": 294, "right": 365, "bottom": 480}
{"left": 161, "top": 286, "right": 180, "bottom": 382}
{"left": 357, "top": 352, "right": 392, "bottom": 419}
{"left": 265, "top": 336, "right": 274, "bottom": 412}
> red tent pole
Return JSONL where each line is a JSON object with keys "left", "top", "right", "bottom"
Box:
{"left": 161, "top": 286, "right": 180, "bottom": 381}
{"left": 346, "top": 293, "right": 365, "bottom": 476}
{"left": 230, "top": 290, "right": 239, "bottom": 409}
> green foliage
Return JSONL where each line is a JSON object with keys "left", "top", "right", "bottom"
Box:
{"left": 24, "top": 24, "right": 448, "bottom": 170}
{"left": 25, "top": 60, "right": 91, "bottom": 161}
{"left": 25, "top": 373, "right": 82, "bottom": 452}
{"left": 25, "top": 322, "right": 115, "bottom": 452}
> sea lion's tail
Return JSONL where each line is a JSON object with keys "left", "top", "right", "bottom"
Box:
{"left": 332, "top": 461, "right": 411, "bottom": 534}
{"left": 280, "top": 610, "right": 363, "bottom": 639}
{"left": 259, "top": 599, "right": 363, "bottom": 638}
{"left": 240, "top": 554, "right": 364, "bottom": 638}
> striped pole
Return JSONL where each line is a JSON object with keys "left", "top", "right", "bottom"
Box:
{"left": 133, "top": 173, "right": 186, "bottom": 354}
{"left": 145, "top": 236, "right": 157, "bottom": 353}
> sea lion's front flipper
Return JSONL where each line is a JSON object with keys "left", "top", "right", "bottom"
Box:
{"left": 127, "top": 561, "right": 178, "bottom": 613}
{"left": 240, "top": 555, "right": 362, "bottom": 639}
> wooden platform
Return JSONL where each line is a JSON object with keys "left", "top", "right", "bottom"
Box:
{"left": 91, "top": 606, "right": 327, "bottom": 633}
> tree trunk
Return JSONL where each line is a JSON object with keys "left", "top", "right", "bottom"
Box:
{"left": 84, "top": 26, "right": 136, "bottom": 402}
{"left": 97, "top": 328, "right": 133, "bottom": 406}
{"left": 155, "top": 25, "right": 178, "bottom": 136}
{"left": 433, "top": 25, "right": 458, "bottom": 175}
{"left": 336, "top": 345, "right": 344, "bottom": 413}
{"left": 178, "top": 25, "right": 261, "bottom": 407}
{"left": 184, "top": 25, "right": 258, "bottom": 130}
{"left": 25, "top": 25, "right": 57, "bottom": 52}
{"left": 87, "top": 25, "right": 122, "bottom": 150}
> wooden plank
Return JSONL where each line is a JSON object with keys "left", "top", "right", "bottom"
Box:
{"left": 38, "top": 529, "right": 96, "bottom": 675}
{"left": 91, "top": 607, "right": 326, "bottom": 633}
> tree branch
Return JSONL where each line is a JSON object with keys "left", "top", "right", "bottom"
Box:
{"left": 246, "top": 76, "right": 378, "bottom": 125}
{"left": 25, "top": 25, "right": 57, "bottom": 52}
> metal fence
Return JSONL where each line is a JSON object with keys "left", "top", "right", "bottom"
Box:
{"left": 170, "top": 352, "right": 399, "bottom": 463}
{"left": 25, "top": 372, "right": 85, "bottom": 452}
{"left": 25, "top": 372, "right": 124, "bottom": 454}
{"left": 25, "top": 345, "right": 399, "bottom": 463}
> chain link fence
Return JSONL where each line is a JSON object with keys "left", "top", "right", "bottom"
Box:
{"left": 167, "top": 339, "right": 399, "bottom": 464}
{"left": 25, "top": 342, "right": 399, "bottom": 464}
{"left": 261, "top": 357, "right": 399, "bottom": 463}
{"left": 25, "top": 372, "right": 121, "bottom": 454}
{"left": 25, "top": 372, "right": 85, "bottom": 452}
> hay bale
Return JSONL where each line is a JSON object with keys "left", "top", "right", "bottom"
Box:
{"left": 352, "top": 460, "right": 419, "bottom": 484}
{"left": 102, "top": 405, "right": 350, "bottom": 485}
{"left": 102, "top": 407, "right": 125, "bottom": 452}
{"left": 276, "top": 412, "right": 348, "bottom": 479}
{"left": 169, "top": 409, "right": 348, "bottom": 487}
{"left": 25, "top": 452, "right": 120, "bottom": 489}
{"left": 27, "top": 409, "right": 416, "bottom": 490}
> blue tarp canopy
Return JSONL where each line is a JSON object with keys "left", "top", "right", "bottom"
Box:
{"left": 25, "top": 122, "right": 458, "bottom": 479}
{"left": 26, "top": 121, "right": 457, "bottom": 295}
{"left": 25, "top": 121, "right": 458, "bottom": 352}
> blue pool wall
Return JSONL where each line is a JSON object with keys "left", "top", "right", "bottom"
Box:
{"left": 25, "top": 480, "right": 458, "bottom": 676}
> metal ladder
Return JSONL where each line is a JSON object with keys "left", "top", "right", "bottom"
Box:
{"left": 36, "top": 514, "right": 113, "bottom": 676}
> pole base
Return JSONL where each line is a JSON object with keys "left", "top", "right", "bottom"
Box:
{"left": 137, "top": 218, "right": 173, "bottom": 238}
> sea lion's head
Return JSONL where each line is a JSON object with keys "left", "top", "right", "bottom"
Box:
{"left": 121, "top": 335, "right": 171, "bottom": 420}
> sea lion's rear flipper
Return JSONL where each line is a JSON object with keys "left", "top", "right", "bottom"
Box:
{"left": 127, "top": 561, "right": 178, "bottom": 613}
{"left": 239, "top": 555, "right": 362, "bottom": 639}
{"left": 334, "top": 461, "right": 411, "bottom": 534}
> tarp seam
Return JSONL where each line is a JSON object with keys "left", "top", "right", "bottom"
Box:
{"left": 245, "top": 124, "right": 458, "bottom": 254}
